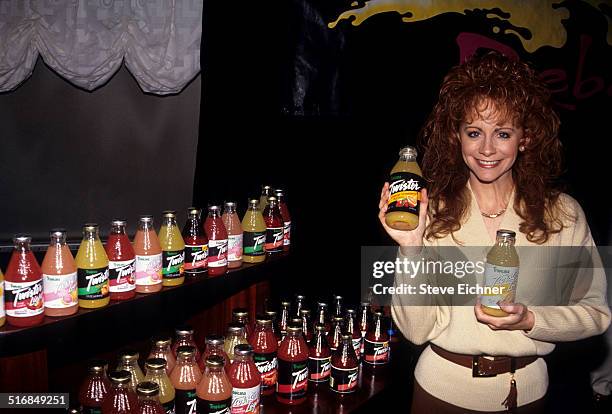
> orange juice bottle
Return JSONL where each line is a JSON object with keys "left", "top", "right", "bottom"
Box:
{"left": 0, "top": 268, "right": 5, "bottom": 327}
{"left": 134, "top": 215, "right": 163, "bottom": 293}
{"left": 159, "top": 211, "right": 185, "bottom": 287}
{"left": 75, "top": 224, "right": 110, "bottom": 309}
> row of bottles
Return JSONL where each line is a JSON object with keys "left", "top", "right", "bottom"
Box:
{"left": 1, "top": 190, "right": 291, "bottom": 328}
{"left": 76, "top": 299, "right": 390, "bottom": 412}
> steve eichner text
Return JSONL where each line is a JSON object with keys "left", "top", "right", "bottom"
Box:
{"left": 373, "top": 283, "right": 506, "bottom": 296}
{"left": 372, "top": 258, "right": 485, "bottom": 279}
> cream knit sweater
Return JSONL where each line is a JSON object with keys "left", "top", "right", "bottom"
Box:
{"left": 391, "top": 185, "right": 611, "bottom": 411}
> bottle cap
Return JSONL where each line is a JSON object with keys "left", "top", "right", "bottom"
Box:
{"left": 224, "top": 201, "right": 237, "bottom": 209}
{"left": 346, "top": 309, "right": 356, "bottom": 316}
{"left": 373, "top": 310, "right": 383, "bottom": 317}
{"left": 287, "top": 324, "right": 302, "bottom": 333}
{"left": 187, "top": 207, "right": 200, "bottom": 216}
{"left": 341, "top": 332, "right": 352, "bottom": 340}
{"left": 496, "top": 229, "right": 516, "bottom": 239}
{"left": 232, "top": 308, "right": 249, "bottom": 318}
{"left": 360, "top": 301, "right": 370, "bottom": 307}
{"left": 267, "top": 196, "right": 278, "bottom": 204}
{"left": 255, "top": 314, "right": 272, "bottom": 324}
{"left": 264, "top": 310, "right": 277, "bottom": 319}
{"left": 333, "top": 316, "right": 344, "bottom": 322}
{"left": 261, "top": 185, "right": 272, "bottom": 193}
{"left": 144, "top": 358, "right": 166, "bottom": 371}
{"left": 111, "top": 220, "right": 127, "bottom": 227}
{"left": 227, "top": 322, "right": 245, "bottom": 334}
{"left": 87, "top": 359, "right": 107, "bottom": 374}
{"left": 153, "top": 336, "right": 172, "bottom": 347}
{"left": 314, "top": 323, "right": 326, "bottom": 332}
{"left": 83, "top": 223, "right": 98, "bottom": 232}
{"left": 175, "top": 325, "right": 194, "bottom": 336}
{"left": 234, "top": 344, "right": 253, "bottom": 357}
{"left": 176, "top": 345, "right": 196, "bottom": 357}
{"left": 317, "top": 302, "right": 328, "bottom": 308}
{"left": 290, "top": 317, "right": 302, "bottom": 326}
{"left": 399, "top": 145, "right": 417, "bottom": 158}
{"left": 205, "top": 334, "right": 225, "bottom": 346}
{"left": 119, "top": 349, "right": 139, "bottom": 362}
{"left": 139, "top": 215, "right": 153, "bottom": 223}
{"left": 205, "top": 355, "right": 225, "bottom": 368}
{"left": 281, "top": 300, "right": 291, "bottom": 307}
{"left": 50, "top": 229, "right": 67, "bottom": 238}
{"left": 295, "top": 294, "right": 305, "bottom": 301}
{"left": 162, "top": 210, "right": 177, "bottom": 218}
{"left": 334, "top": 295, "right": 343, "bottom": 301}
{"left": 299, "top": 309, "right": 311, "bottom": 317}
{"left": 136, "top": 381, "right": 160, "bottom": 397}
{"left": 248, "top": 199, "right": 260, "bottom": 208}
{"left": 108, "top": 370, "right": 131, "bottom": 385}
{"left": 208, "top": 205, "right": 221, "bottom": 212}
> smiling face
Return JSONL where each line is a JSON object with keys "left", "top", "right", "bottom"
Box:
{"left": 458, "top": 100, "right": 526, "bottom": 185}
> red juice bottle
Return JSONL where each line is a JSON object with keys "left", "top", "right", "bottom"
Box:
{"left": 293, "top": 294, "right": 305, "bottom": 318}
{"left": 359, "top": 302, "right": 370, "bottom": 356}
{"left": 299, "top": 309, "right": 313, "bottom": 343}
{"left": 273, "top": 189, "right": 291, "bottom": 251}
{"left": 276, "top": 324, "right": 308, "bottom": 405}
{"left": 170, "top": 346, "right": 202, "bottom": 414}
{"left": 172, "top": 326, "right": 201, "bottom": 361}
{"left": 4, "top": 235, "right": 44, "bottom": 327}
{"left": 308, "top": 323, "right": 331, "bottom": 383}
{"left": 364, "top": 310, "right": 390, "bottom": 365}
{"left": 264, "top": 310, "right": 281, "bottom": 345}
{"left": 330, "top": 333, "right": 359, "bottom": 394}
{"left": 79, "top": 360, "right": 111, "bottom": 414}
{"left": 232, "top": 307, "right": 251, "bottom": 339}
{"left": 182, "top": 208, "right": 208, "bottom": 276}
{"left": 346, "top": 309, "right": 362, "bottom": 359}
{"left": 315, "top": 302, "right": 331, "bottom": 335}
{"left": 201, "top": 335, "right": 229, "bottom": 372}
{"left": 333, "top": 295, "right": 343, "bottom": 317}
{"left": 228, "top": 344, "right": 261, "bottom": 414}
{"left": 262, "top": 197, "right": 284, "bottom": 255}
{"left": 102, "top": 370, "right": 138, "bottom": 414}
{"left": 327, "top": 316, "right": 344, "bottom": 352}
{"left": 106, "top": 220, "right": 136, "bottom": 301}
{"left": 204, "top": 206, "right": 228, "bottom": 277}
{"left": 136, "top": 381, "right": 165, "bottom": 414}
{"left": 148, "top": 337, "right": 176, "bottom": 376}
{"left": 249, "top": 315, "right": 278, "bottom": 396}
{"left": 278, "top": 300, "right": 290, "bottom": 344}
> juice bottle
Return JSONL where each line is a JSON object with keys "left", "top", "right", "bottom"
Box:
{"left": 327, "top": 316, "right": 344, "bottom": 352}
{"left": 0, "top": 269, "right": 5, "bottom": 327}
{"left": 315, "top": 302, "right": 331, "bottom": 335}
{"left": 385, "top": 145, "right": 425, "bottom": 231}
{"left": 133, "top": 215, "right": 163, "bottom": 293}
{"left": 232, "top": 307, "right": 251, "bottom": 339}
{"left": 117, "top": 350, "right": 145, "bottom": 391}
{"left": 4, "top": 235, "right": 44, "bottom": 327}
{"left": 359, "top": 302, "right": 370, "bottom": 356}
{"left": 136, "top": 381, "right": 165, "bottom": 414}
{"left": 148, "top": 337, "right": 176, "bottom": 375}
{"left": 273, "top": 189, "right": 291, "bottom": 251}
{"left": 364, "top": 310, "right": 390, "bottom": 365}
{"left": 308, "top": 323, "right": 331, "bottom": 383}
{"left": 144, "top": 358, "right": 175, "bottom": 414}
{"left": 276, "top": 324, "right": 308, "bottom": 405}
{"left": 106, "top": 220, "right": 136, "bottom": 301}
{"left": 159, "top": 211, "right": 186, "bottom": 287}
{"left": 170, "top": 345, "right": 202, "bottom": 414}
{"left": 79, "top": 360, "right": 111, "bottom": 414}
{"left": 262, "top": 197, "right": 284, "bottom": 255}
{"left": 241, "top": 199, "right": 266, "bottom": 264}
{"left": 259, "top": 185, "right": 272, "bottom": 209}
{"left": 182, "top": 208, "right": 208, "bottom": 276}
{"left": 249, "top": 315, "right": 278, "bottom": 396}
{"left": 201, "top": 334, "right": 229, "bottom": 372}
{"left": 333, "top": 295, "right": 343, "bottom": 317}
{"left": 329, "top": 333, "right": 359, "bottom": 394}
{"left": 196, "top": 355, "right": 232, "bottom": 414}
{"left": 299, "top": 309, "right": 313, "bottom": 343}
{"left": 75, "top": 224, "right": 110, "bottom": 309}
{"left": 278, "top": 301, "right": 291, "bottom": 344}
{"left": 222, "top": 202, "right": 243, "bottom": 269}
{"left": 228, "top": 344, "right": 261, "bottom": 414}
{"left": 41, "top": 229, "right": 78, "bottom": 317}
{"left": 264, "top": 310, "right": 281, "bottom": 344}
{"left": 102, "top": 370, "right": 138, "bottom": 414}
{"left": 346, "top": 309, "right": 362, "bottom": 359}
{"left": 224, "top": 323, "right": 247, "bottom": 364}
{"left": 172, "top": 326, "right": 201, "bottom": 361}
{"left": 293, "top": 294, "right": 305, "bottom": 318}
{"left": 481, "top": 229, "right": 520, "bottom": 317}
{"left": 204, "top": 206, "right": 228, "bottom": 277}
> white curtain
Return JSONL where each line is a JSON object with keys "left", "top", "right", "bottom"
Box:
{"left": 0, "top": 0, "right": 201, "bottom": 95}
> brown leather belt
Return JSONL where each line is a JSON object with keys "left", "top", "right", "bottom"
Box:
{"left": 430, "top": 343, "right": 538, "bottom": 377}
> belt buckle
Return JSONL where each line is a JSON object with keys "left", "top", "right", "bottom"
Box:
{"left": 472, "top": 356, "right": 496, "bottom": 377}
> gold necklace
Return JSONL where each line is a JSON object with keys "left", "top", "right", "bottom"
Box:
{"left": 481, "top": 209, "right": 506, "bottom": 218}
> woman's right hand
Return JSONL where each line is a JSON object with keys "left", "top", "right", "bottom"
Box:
{"left": 378, "top": 182, "right": 428, "bottom": 251}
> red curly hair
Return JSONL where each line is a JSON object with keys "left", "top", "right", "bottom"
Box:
{"left": 418, "top": 51, "right": 569, "bottom": 244}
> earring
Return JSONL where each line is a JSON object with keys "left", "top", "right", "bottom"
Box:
{"left": 519, "top": 145, "right": 525, "bottom": 152}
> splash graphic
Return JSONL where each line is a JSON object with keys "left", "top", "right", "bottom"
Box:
{"left": 329, "top": 0, "right": 611, "bottom": 52}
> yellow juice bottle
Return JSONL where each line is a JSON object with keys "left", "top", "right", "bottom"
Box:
{"left": 242, "top": 199, "right": 267, "bottom": 263}
{"left": 159, "top": 211, "right": 185, "bottom": 287}
{"left": 75, "top": 224, "right": 110, "bottom": 309}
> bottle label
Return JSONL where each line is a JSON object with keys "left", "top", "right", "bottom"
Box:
{"left": 4, "top": 279, "right": 44, "bottom": 317}
{"left": 481, "top": 263, "right": 519, "bottom": 309}
{"left": 135, "top": 254, "right": 163, "bottom": 286}
{"left": 197, "top": 396, "right": 231, "bottom": 414}
{"left": 184, "top": 244, "right": 208, "bottom": 271}
{"left": 387, "top": 171, "right": 425, "bottom": 215}
{"left": 283, "top": 221, "right": 291, "bottom": 246}
{"left": 228, "top": 234, "right": 243, "bottom": 261}
{"left": 364, "top": 339, "right": 390, "bottom": 364}
{"left": 162, "top": 250, "right": 185, "bottom": 279}
{"left": 308, "top": 356, "right": 331, "bottom": 382}
{"left": 163, "top": 399, "right": 176, "bottom": 414}
{"left": 0, "top": 281, "right": 4, "bottom": 319}
{"left": 77, "top": 267, "right": 109, "bottom": 301}
{"left": 108, "top": 259, "right": 136, "bottom": 293}
{"left": 352, "top": 337, "right": 362, "bottom": 356}
{"left": 276, "top": 358, "right": 308, "bottom": 401}
{"left": 82, "top": 408, "right": 103, "bottom": 414}
{"left": 329, "top": 364, "right": 358, "bottom": 393}
{"left": 230, "top": 384, "right": 260, "bottom": 414}
{"left": 208, "top": 239, "right": 228, "bottom": 268}
{"left": 243, "top": 231, "right": 265, "bottom": 257}
{"left": 175, "top": 389, "right": 197, "bottom": 414}
{"left": 254, "top": 351, "right": 278, "bottom": 391}
{"left": 43, "top": 272, "right": 78, "bottom": 308}
{"left": 265, "top": 227, "right": 284, "bottom": 252}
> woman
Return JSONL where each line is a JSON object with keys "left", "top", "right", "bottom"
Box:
{"left": 378, "top": 52, "right": 610, "bottom": 413}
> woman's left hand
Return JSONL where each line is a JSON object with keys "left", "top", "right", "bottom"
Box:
{"left": 474, "top": 298, "right": 535, "bottom": 331}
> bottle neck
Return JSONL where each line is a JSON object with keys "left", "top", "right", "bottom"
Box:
{"left": 50, "top": 233, "right": 67, "bottom": 247}
{"left": 139, "top": 220, "right": 153, "bottom": 232}
{"left": 399, "top": 153, "right": 416, "bottom": 162}
{"left": 233, "top": 354, "right": 252, "bottom": 364}
{"left": 163, "top": 217, "right": 177, "bottom": 228}
{"left": 138, "top": 394, "right": 159, "bottom": 403}
{"left": 146, "top": 367, "right": 166, "bottom": 378}
{"left": 110, "top": 225, "right": 127, "bottom": 236}
{"left": 177, "top": 354, "right": 197, "bottom": 366}
{"left": 205, "top": 365, "right": 225, "bottom": 376}
{"left": 83, "top": 230, "right": 99, "bottom": 241}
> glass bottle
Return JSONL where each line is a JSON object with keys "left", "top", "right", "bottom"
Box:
{"left": 294, "top": 294, "right": 305, "bottom": 318}
{"left": 273, "top": 189, "right": 291, "bottom": 251}
{"left": 481, "top": 229, "right": 520, "bottom": 317}
{"left": 232, "top": 307, "right": 251, "bottom": 339}
{"left": 102, "top": 370, "right": 138, "bottom": 414}
{"left": 169, "top": 346, "right": 202, "bottom": 414}
{"left": 117, "top": 350, "right": 145, "bottom": 391}
{"left": 224, "top": 323, "right": 248, "bottom": 364}
{"left": 279, "top": 300, "right": 291, "bottom": 344}
{"left": 133, "top": 215, "right": 163, "bottom": 293}
{"left": 364, "top": 310, "right": 390, "bottom": 365}
{"left": 172, "top": 325, "right": 201, "bottom": 361}
{"left": 222, "top": 202, "right": 243, "bottom": 269}
{"left": 327, "top": 316, "right": 344, "bottom": 352}
{"left": 359, "top": 302, "right": 371, "bottom": 356}
{"left": 241, "top": 199, "right": 266, "bottom": 263}
{"left": 136, "top": 381, "right": 164, "bottom": 414}
{"left": 264, "top": 310, "right": 281, "bottom": 344}
{"left": 182, "top": 207, "right": 208, "bottom": 276}
{"left": 228, "top": 344, "right": 261, "bottom": 414}
{"left": 308, "top": 323, "right": 331, "bottom": 383}
{"left": 316, "top": 302, "right": 331, "bottom": 335}
{"left": 262, "top": 196, "right": 284, "bottom": 255}
{"left": 385, "top": 145, "right": 424, "bottom": 230}
{"left": 259, "top": 185, "right": 272, "bottom": 209}
{"left": 106, "top": 220, "right": 136, "bottom": 301}
{"left": 333, "top": 295, "right": 343, "bottom": 317}
{"left": 329, "top": 333, "right": 359, "bottom": 394}
{"left": 249, "top": 315, "right": 278, "bottom": 396}
{"left": 148, "top": 337, "right": 176, "bottom": 375}
{"left": 79, "top": 360, "right": 111, "bottom": 414}
{"left": 276, "top": 324, "right": 309, "bottom": 405}
{"left": 42, "top": 229, "right": 78, "bottom": 316}
{"left": 196, "top": 355, "right": 232, "bottom": 414}
{"left": 75, "top": 224, "right": 110, "bottom": 309}
{"left": 159, "top": 211, "right": 186, "bottom": 287}
{"left": 204, "top": 206, "right": 228, "bottom": 277}
{"left": 201, "top": 334, "right": 229, "bottom": 371}
{"left": 346, "top": 309, "right": 362, "bottom": 359}
{"left": 144, "top": 358, "right": 175, "bottom": 414}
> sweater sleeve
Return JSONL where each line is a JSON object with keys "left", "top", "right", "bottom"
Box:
{"left": 524, "top": 196, "right": 611, "bottom": 342}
